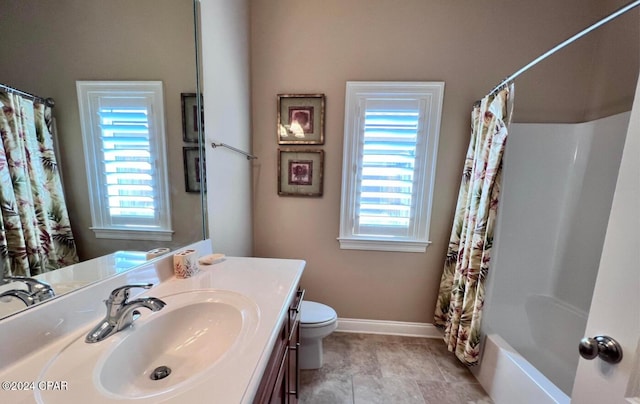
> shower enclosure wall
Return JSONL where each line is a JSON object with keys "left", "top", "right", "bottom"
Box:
{"left": 475, "top": 112, "right": 631, "bottom": 402}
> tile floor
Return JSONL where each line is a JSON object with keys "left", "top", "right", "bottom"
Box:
{"left": 299, "top": 332, "right": 493, "bottom": 404}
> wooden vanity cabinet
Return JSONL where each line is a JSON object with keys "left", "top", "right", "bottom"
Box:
{"left": 254, "top": 288, "right": 304, "bottom": 404}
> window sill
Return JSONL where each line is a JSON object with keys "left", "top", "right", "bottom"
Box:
{"left": 337, "top": 237, "right": 431, "bottom": 252}
{"left": 91, "top": 227, "right": 174, "bottom": 241}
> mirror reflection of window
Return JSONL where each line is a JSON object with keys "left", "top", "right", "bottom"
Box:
{"left": 77, "top": 81, "right": 173, "bottom": 241}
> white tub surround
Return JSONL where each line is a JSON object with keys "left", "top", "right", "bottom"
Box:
{"left": 479, "top": 112, "right": 631, "bottom": 402}
{"left": 0, "top": 240, "right": 305, "bottom": 403}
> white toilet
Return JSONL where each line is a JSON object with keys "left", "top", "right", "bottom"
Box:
{"left": 299, "top": 301, "right": 337, "bottom": 369}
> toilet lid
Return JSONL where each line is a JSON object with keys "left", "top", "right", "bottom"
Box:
{"left": 300, "top": 301, "right": 337, "bottom": 324}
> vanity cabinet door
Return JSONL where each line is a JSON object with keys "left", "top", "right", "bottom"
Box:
{"left": 287, "top": 324, "right": 300, "bottom": 403}
{"left": 269, "top": 346, "right": 289, "bottom": 403}
{"left": 254, "top": 288, "right": 304, "bottom": 404}
{"left": 287, "top": 288, "right": 303, "bottom": 403}
{"left": 254, "top": 323, "right": 287, "bottom": 403}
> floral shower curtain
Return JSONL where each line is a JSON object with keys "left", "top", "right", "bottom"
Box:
{"left": 0, "top": 91, "right": 78, "bottom": 277}
{"left": 434, "top": 84, "right": 514, "bottom": 366}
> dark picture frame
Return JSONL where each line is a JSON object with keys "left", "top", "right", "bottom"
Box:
{"left": 278, "top": 149, "right": 324, "bottom": 197}
{"left": 181, "top": 93, "right": 204, "bottom": 143}
{"left": 277, "top": 94, "right": 325, "bottom": 145}
{"left": 183, "top": 147, "right": 206, "bottom": 193}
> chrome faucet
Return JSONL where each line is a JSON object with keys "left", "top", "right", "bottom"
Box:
{"left": 0, "top": 289, "right": 35, "bottom": 307}
{"left": 85, "top": 283, "right": 166, "bottom": 343}
{"left": 0, "top": 276, "right": 55, "bottom": 306}
{"left": 3, "top": 276, "right": 55, "bottom": 301}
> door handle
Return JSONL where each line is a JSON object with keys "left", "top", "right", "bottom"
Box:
{"left": 578, "top": 335, "right": 623, "bottom": 364}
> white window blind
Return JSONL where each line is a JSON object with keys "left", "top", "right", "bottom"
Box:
{"left": 357, "top": 107, "right": 420, "bottom": 236}
{"left": 339, "top": 82, "right": 444, "bottom": 252}
{"left": 77, "top": 81, "right": 173, "bottom": 241}
{"left": 99, "top": 105, "right": 156, "bottom": 224}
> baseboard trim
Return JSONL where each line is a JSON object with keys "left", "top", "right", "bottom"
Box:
{"left": 336, "top": 317, "right": 443, "bottom": 339}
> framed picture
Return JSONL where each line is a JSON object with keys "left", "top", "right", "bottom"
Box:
{"left": 277, "top": 94, "right": 325, "bottom": 145}
{"left": 181, "top": 93, "right": 204, "bottom": 143}
{"left": 183, "top": 147, "right": 206, "bottom": 193}
{"left": 278, "top": 149, "right": 324, "bottom": 197}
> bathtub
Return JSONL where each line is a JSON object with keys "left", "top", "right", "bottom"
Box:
{"left": 475, "top": 112, "right": 631, "bottom": 403}
{"left": 472, "top": 294, "right": 588, "bottom": 403}
{"left": 472, "top": 333, "right": 570, "bottom": 404}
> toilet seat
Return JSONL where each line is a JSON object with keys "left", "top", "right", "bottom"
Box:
{"left": 300, "top": 301, "right": 337, "bottom": 329}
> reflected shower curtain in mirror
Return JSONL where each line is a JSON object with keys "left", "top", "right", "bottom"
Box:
{"left": 0, "top": 92, "right": 78, "bottom": 277}
{"left": 434, "top": 84, "right": 513, "bottom": 365}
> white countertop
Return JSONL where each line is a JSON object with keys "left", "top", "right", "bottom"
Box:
{"left": 0, "top": 241, "right": 304, "bottom": 403}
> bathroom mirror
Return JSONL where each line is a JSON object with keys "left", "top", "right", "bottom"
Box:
{"left": 0, "top": 0, "right": 205, "bottom": 319}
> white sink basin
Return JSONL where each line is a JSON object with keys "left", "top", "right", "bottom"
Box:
{"left": 36, "top": 290, "right": 259, "bottom": 403}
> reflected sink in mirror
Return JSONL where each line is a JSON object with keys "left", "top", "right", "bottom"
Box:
{"left": 0, "top": 294, "right": 28, "bottom": 318}
{"left": 0, "top": 250, "right": 152, "bottom": 321}
{"left": 36, "top": 290, "right": 260, "bottom": 403}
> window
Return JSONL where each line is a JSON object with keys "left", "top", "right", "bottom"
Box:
{"left": 338, "top": 82, "right": 444, "bottom": 252}
{"left": 76, "top": 81, "right": 173, "bottom": 241}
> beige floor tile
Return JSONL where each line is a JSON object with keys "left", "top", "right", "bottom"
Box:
{"left": 427, "top": 341, "right": 479, "bottom": 383}
{"left": 452, "top": 382, "right": 494, "bottom": 403}
{"left": 299, "top": 375, "right": 353, "bottom": 404}
{"left": 313, "top": 333, "right": 382, "bottom": 380}
{"left": 376, "top": 342, "right": 444, "bottom": 381}
{"left": 353, "top": 375, "right": 425, "bottom": 404}
{"left": 299, "top": 333, "right": 492, "bottom": 404}
{"left": 416, "top": 380, "right": 464, "bottom": 404}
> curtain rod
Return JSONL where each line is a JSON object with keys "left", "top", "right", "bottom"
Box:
{"left": 210, "top": 142, "right": 257, "bottom": 160}
{"left": 489, "top": 0, "right": 640, "bottom": 95}
{"left": 0, "top": 83, "right": 55, "bottom": 107}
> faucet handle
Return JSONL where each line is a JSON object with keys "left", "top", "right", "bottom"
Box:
{"left": 108, "top": 284, "right": 153, "bottom": 305}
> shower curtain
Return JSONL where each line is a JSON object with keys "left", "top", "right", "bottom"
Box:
{"left": 0, "top": 91, "right": 78, "bottom": 277}
{"left": 434, "top": 84, "right": 513, "bottom": 365}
